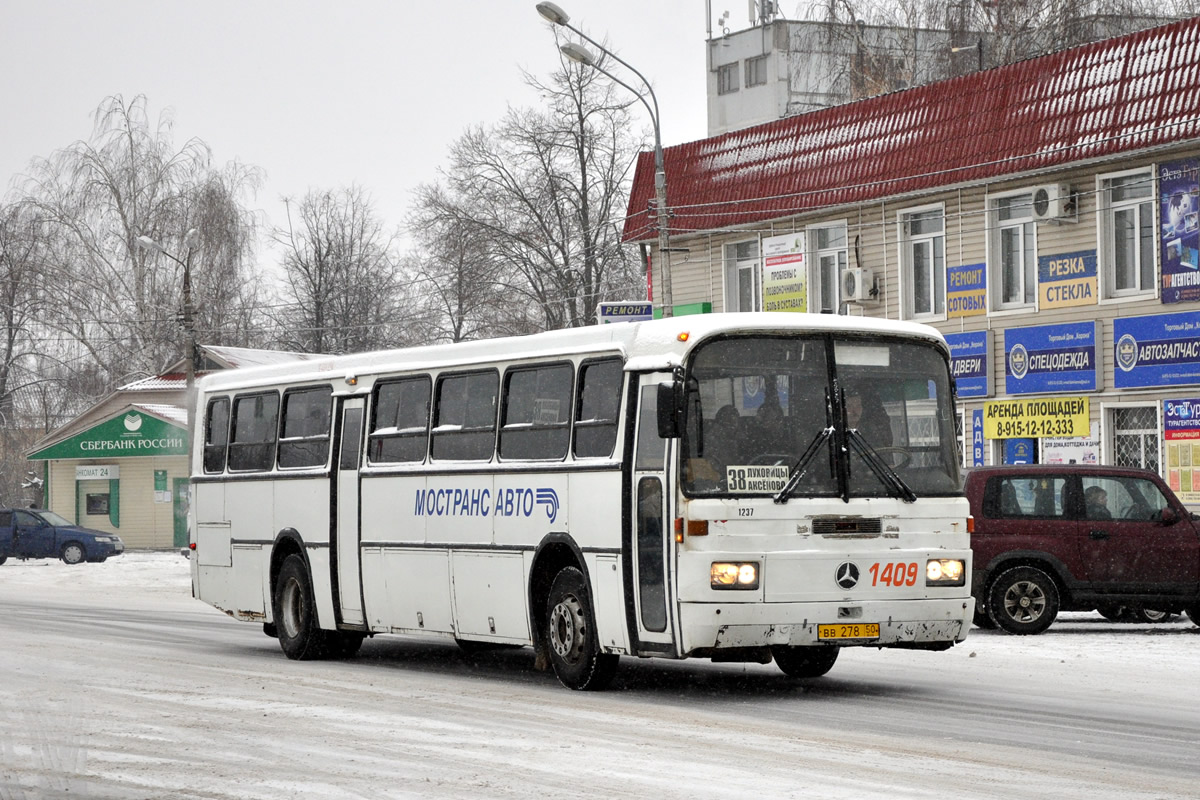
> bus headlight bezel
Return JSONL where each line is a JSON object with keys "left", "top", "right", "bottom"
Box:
{"left": 711, "top": 561, "right": 760, "bottom": 590}
{"left": 926, "top": 558, "right": 966, "bottom": 587}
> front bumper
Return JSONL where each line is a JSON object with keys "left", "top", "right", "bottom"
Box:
{"left": 678, "top": 597, "right": 974, "bottom": 654}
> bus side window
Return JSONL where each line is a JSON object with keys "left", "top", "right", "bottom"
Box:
{"left": 228, "top": 392, "right": 280, "bottom": 472}
{"left": 431, "top": 371, "right": 498, "bottom": 461}
{"left": 278, "top": 387, "right": 332, "bottom": 469}
{"left": 369, "top": 377, "right": 431, "bottom": 464}
{"left": 574, "top": 358, "right": 623, "bottom": 459}
{"left": 203, "top": 397, "right": 230, "bottom": 474}
{"left": 500, "top": 363, "right": 572, "bottom": 460}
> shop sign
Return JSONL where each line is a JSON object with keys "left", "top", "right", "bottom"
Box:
{"left": 1005, "top": 321, "right": 1098, "bottom": 395}
{"left": 760, "top": 232, "right": 807, "bottom": 313}
{"left": 76, "top": 465, "right": 119, "bottom": 481}
{"left": 1004, "top": 438, "right": 1036, "bottom": 464}
{"left": 946, "top": 331, "right": 990, "bottom": 398}
{"left": 1159, "top": 157, "right": 1200, "bottom": 305}
{"left": 30, "top": 410, "right": 187, "bottom": 460}
{"left": 1038, "top": 249, "right": 1097, "bottom": 308}
{"left": 983, "top": 396, "right": 1089, "bottom": 439}
{"left": 597, "top": 302, "right": 652, "bottom": 323}
{"left": 946, "top": 263, "right": 986, "bottom": 318}
{"left": 1164, "top": 398, "right": 1200, "bottom": 502}
{"left": 1113, "top": 311, "right": 1200, "bottom": 389}
{"left": 971, "top": 409, "right": 984, "bottom": 466}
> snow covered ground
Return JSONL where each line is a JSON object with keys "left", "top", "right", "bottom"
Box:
{"left": 1, "top": 552, "right": 1198, "bottom": 799}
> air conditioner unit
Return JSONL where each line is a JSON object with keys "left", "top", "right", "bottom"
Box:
{"left": 840, "top": 268, "right": 874, "bottom": 303}
{"left": 1031, "top": 184, "right": 1076, "bottom": 222}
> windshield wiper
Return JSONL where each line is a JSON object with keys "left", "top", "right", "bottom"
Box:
{"left": 773, "top": 426, "right": 835, "bottom": 505}
{"left": 845, "top": 429, "right": 917, "bottom": 503}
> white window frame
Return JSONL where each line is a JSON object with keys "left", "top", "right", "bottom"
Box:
{"left": 988, "top": 190, "right": 1037, "bottom": 311}
{"left": 898, "top": 204, "right": 945, "bottom": 320}
{"left": 808, "top": 221, "right": 848, "bottom": 314}
{"left": 1101, "top": 401, "right": 1162, "bottom": 475}
{"left": 723, "top": 239, "right": 761, "bottom": 312}
{"left": 1098, "top": 167, "right": 1157, "bottom": 300}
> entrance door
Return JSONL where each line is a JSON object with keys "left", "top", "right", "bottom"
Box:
{"left": 630, "top": 373, "right": 676, "bottom": 651}
{"left": 333, "top": 397, "right": 365, "bottom": 627}
{"left": 172, "top": 478, "right": 189, "bottom": 547}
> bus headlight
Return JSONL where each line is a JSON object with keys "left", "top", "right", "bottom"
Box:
{"left": 711, "top": 562, "right": 759, "bottom": 590}
{"left": 926, "top": 559, "right": 966, "bottom": 586}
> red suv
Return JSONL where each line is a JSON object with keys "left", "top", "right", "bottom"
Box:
{"left": 965, "top": 465, "right": 1200, "bottom": 634}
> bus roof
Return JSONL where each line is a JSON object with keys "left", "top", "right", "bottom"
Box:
{"left": 198, "top": 313, "right": 949, "bottom": 393}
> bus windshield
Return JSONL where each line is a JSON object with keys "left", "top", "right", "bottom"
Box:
{"left": 681, "top": 334, "right": 960, "bottom": 499}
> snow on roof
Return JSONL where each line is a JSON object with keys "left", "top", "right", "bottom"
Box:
{"left": 624, "top": 17, "right": 1200, "bottom": 240}
{"left": 132, "top": 403, "right": 187, "bottom": 426}
{"left": 202, "top": 345, "right": 328, "bottom": 369}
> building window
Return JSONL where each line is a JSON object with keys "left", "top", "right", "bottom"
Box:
{"left": 810, "top": 223, "right": 847, "bottom": 313}
{"left": 718, "top": 62, "right": 739, "bottom": 95}
{"left": 745, "top": 55, "right": 768, "bottom": 87}
{"left": 723, "top": 240, "right": 760, "bottom": 312}
{"left": 1110, "top": 406, "right": 1159, "bottom": 472}
{"left": 989, "top": 193, "right": 1036, "bottom": 309}
{"left": 1100, "top": 170, "right": 1155, "bottom": 297}
{"left": 900, "top": 207, "right": 944, "bottom": 318}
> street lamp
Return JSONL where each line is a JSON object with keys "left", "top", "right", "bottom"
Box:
{"left": 536, "top": 2, "right": 675, "bottom": 317}
{"left": 135, "top": 229, "right": 199, "bottom": 462}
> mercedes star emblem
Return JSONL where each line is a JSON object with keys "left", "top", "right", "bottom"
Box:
{"left": 835, "top": 561, "right": 860, "bottom": 589}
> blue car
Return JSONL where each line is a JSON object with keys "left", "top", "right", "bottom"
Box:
{"left": 0, "top": 508, "right": 125, "bottom": 565}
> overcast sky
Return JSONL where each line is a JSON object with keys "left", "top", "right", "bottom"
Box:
{"left": 1, "top": 0, "right": 724, "bottom": 262}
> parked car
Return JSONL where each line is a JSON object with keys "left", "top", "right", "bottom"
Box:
{"left": 965, "top": 465, "right": 1200, "bottom": 634}
{"left": 0, "top": 508, "right": 125, "bottom": 565}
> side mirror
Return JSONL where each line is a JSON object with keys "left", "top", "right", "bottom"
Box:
{"left": 1159, "top": 507, "right": 1180, "bottom": 525}
{"left": 656, "top": 381, "right": 682, "bottom": 439}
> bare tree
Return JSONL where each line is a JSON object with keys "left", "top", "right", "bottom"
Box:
{"left": 20, "top": 94, "right": 264, "bottom": 388}
{"left": 272, "top": 186, "right": 410, "bottom": 354}
{"left": 411, "top": 46, "right": 643, "bottom": 333}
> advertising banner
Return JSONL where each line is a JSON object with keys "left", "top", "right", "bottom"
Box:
{"left": 1004, "top": 321, "right": 1098, "bottom": 395}
{"left": 1113, "top": 311, "right": 1200, "bottom": 388}
{"left": 1004, "top": 438, "right": 1036, "bottom": 464}
{"left": 946, "top": 331, "right": 990, "bottom": 398}
{"left": 1038, "top": 249, "right": 1098, "bottom": 309}
{"left": 29, "top": 410, "right": 187, "bottom": 460}
{"left": 983, "top": 396, "right": 1089, "bottom": 439}
{"left": 946, "top": 263, "right": 986, "bottom": 318}
{"left": 1164, "top": 398, "right": 1200, "bottom": 503}
{"left": 1041, "top": 421, "right": 1100, "bottom": 465}
{"left": 761, "top": 232, "right": 807, "bottom": 313}
{"left": 1159, "top": 157, "right": 1200, "bottom": 304}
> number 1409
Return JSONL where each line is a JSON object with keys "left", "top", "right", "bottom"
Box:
{"left": 869, "top": 561, "right": 918, "bottom": 587}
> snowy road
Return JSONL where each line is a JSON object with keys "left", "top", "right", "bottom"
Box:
{"left": 1, "top": 554, "right": 1197, "bottom": 799}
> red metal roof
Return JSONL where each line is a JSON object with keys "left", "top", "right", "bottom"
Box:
{"left": 623, "top": 17, "right": 1200, "bottom": 241}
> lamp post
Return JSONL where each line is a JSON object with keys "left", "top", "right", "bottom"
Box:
{"left": 135, "top": 229, "right": 199, "bottom": 463}
{"left": 536, "top": 2, "right": 674, "bottom": 317}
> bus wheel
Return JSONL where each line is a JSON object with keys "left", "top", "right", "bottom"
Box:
{"left": 274, "top": 554, "right": 329, "bottom": 660}
{"left": 771, "top": 645, "right": 839, "bottom": 678}
{"left": 546, "top": 567, "right": 617, "bottom": 691}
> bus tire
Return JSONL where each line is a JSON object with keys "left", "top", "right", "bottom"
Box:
{"left": 274, "top": 554, "right": 330, "bottom": 660}
{"left": 545, "top": 566, "right": 617, "bottom": 691}
{"left": 771, "top": 645, "right": 839, "bottom": 678}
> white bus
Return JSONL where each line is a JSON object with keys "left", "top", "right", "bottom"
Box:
{"left": 191, "top": 312, "right": 973, "bottom": 690}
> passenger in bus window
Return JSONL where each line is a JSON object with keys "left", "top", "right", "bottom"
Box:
{"left": 846, "top": 387, "right": 892, "bottom": 447}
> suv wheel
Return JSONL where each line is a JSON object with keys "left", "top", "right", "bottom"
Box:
{"left": 987, "top": 566, "right": 1060, "bottom": 635}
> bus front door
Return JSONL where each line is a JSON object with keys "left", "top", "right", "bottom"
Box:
{"left": 630, "top": 374, "right": 676, "bottom": 653}
{"left": 333, "top": 396, "right": 365, "bottom": 628}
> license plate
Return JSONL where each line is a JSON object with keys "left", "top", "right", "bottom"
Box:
{"left": 818, "top": 623, "right": 880, "bottom": 640}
